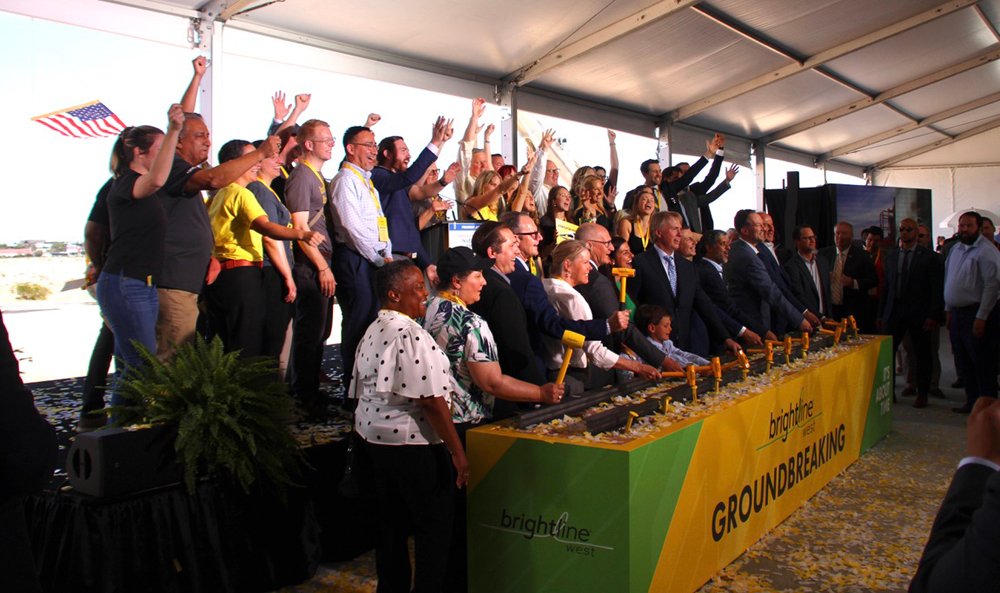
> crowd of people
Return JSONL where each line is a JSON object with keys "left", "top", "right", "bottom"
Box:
{"left": 68, "top": 57, "right": 1000, "bottom": 593}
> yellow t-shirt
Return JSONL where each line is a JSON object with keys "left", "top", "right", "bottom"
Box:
{"left": 208, "top": 183, "right": 267, "bottom": 262}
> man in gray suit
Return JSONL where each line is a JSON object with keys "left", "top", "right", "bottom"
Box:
{"left": 783, "top": 225, "right": 832, "bottom": 320}
{"left": 726, "top": 210, "right": 813, "bottom": 336}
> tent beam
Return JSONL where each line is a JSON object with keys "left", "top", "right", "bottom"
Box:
{"left": 509, "top": 0, "right": 700, "bottom": 85}
{"left": 765, "top": 45, "right": 1000, "bottom": 143}
{"left": 875, "top": 115, "right": 1000, "bottom": 168}
{"left": 669, "top": 0, "right": 978, "bottom": 121}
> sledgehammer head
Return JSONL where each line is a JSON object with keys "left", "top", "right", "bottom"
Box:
{"left": 611, "top": 267, "right": 636, "bottom": 305}
{"left": 555, "top": 330, "right": 586, "bottom": 385}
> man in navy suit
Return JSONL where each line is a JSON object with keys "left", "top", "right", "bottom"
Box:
{"left": 756, "top": 213, "right": 820, "bottom": 333}
{"left": 819, "top": 221, "right": 878, "bottom": 327}
{"left": 630, "top": 211, "right": 740, "bottom": 355}
{"left": 725, "top": 210, "right": 813, "bottom": 336}
{"left": 909, "top": 396, "right": 1000, "bottom": 593}
{"left": 879, "top": 218, "right": 944, "bottom": 408}
{"left": 783, "top": 225, "right": 832, "bottom": 320}
{"left": 695, "top": 230, "right": 767, "bottom": 346}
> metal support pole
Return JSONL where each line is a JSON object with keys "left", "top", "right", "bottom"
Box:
{"left": 754, "top": 141, "right": 766, "bottom": 211}
{"left": 498, "top": 83, "right": 518, "bottom": 168}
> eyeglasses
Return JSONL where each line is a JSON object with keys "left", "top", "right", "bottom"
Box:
{"left": 591, "top": 239, "right": 614, "bottom": 247}
{"left": 309, "top": 138, "right": 335, "bottom": 145}
{"left": 428, "top": 169, "right": 440, "bottom": 175}
{"left": 515, "top": 230, "right": 542, "bottom": 238}
{"left": 350, "top": 142, "right": 378, "bottom": 149}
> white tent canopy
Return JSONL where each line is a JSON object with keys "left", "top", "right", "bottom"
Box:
{"left": 5, "top": 0, "right": 999, "bottom": 233}
{"left": 92, "top": 0, "right": 1000, "bottom": 171}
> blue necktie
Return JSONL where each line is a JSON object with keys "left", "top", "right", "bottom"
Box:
{"left": 663, "top": 254, "right": 677, "bottom": 297}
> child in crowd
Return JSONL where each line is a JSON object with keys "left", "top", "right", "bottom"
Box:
{"left": 635, "top": 304, "right": 709, "bottom": 368}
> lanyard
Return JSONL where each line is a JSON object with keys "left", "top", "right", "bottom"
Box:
{"left": 342, "top": 163, "right": 381, "bottom": 213}
{"left": 635, "top": 218, "right": 649, "bottom": 249}
{"left": 301, "top": 161, "right": 327, "bottom": 204}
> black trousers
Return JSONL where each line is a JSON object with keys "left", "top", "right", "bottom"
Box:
{"left": 290, "top": 262, "right": 331, "bottom": 404}
{"left": 887, "top": 311, "right": 933, "bottom": 396}
{"left": 205, "top": 266, "right": 265, "bottom": 357}
{"left": 332, "top": 245, "right": 379, "bottom": 393}
{"left": 366, "top": 441, "right": 455, "bottom": 593}
{"left": 81, "top": 322, "right": 115, "bottom": 415}
{"left": 261, "top": 266, "right": 293, "bottom": 360}
{"left": 950, "top": 305, "right": 1000, "bottom": 406}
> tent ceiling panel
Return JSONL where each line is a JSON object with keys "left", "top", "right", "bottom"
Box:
{"left": 893, "top": 125, "right": 1000, "bottom": 166}
{"left": 834, "top": 128, "right": 951, "bottom": 166}
{"left": 889, "top": 60, "right": 1000, "bottom": 115}
{"left": 684, "top": 70, "right": 864, "bottom": 137}
{"left": 83, "top": 0, "right": 1000, "bottom": 171}
{"left": 702, "top": 0, "right": 957, "bottom": 57}
{"left": 525, "top": 11, "right": 790, "bottom": 114}
{"left": 777, "top": 105, "right": 915, "bottom": 154}
{"left": 223, "top": 0, "right": 650, "bottom": 77}
{"left": 822, "top": 9, "right": 996, "bottom": 93}
{"left": 933, "top": 101, "right": 1000, "bottom": 133}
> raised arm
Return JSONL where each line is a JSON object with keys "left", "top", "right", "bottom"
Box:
{"left": 133, "top": 105, "right": 185, "bottom": 199}
{"left": 180, "top": 57, "right": 207, "bottom": 113}
{"left": 185, "top": 136, "right": 280, "bottom": 192}
{"left": 607, "top": 129, "right": 619, "bottom": 191}
{"left": 275, "top": 93, "right": 310, "bottom": 135}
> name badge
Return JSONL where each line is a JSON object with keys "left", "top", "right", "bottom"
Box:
{"left": 377, "top": 216, "right": 389, "bottom": 242}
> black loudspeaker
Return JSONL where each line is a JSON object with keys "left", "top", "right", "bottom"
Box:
{"left": 67, "top": 425, "right": 183, "bottom": 498}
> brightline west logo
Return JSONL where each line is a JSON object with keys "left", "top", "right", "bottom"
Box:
{"left": 481, "top": 509, "right": 615, "bottom": 554}
{"left": 759, "top": 394, "right": 819, "bottom": 449}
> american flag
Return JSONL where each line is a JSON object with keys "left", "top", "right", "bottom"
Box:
{"left": 32, "top": 100, "right": 127, "bottom": 138}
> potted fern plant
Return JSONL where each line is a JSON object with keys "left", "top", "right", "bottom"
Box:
{"left": 114, "top": 335, "right": 303, "bottom": 497}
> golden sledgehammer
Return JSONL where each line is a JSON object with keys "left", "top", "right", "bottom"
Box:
{"left": 555, "top": 330, "right": 586, "bottom": 385}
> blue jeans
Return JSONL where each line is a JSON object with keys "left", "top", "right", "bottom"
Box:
{"left": 96, "top": 272, "right": 158, "bottom": 407}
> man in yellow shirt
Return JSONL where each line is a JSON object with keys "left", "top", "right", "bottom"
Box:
{"left": 206, "top": 140, "right": 324, "bottom": 357}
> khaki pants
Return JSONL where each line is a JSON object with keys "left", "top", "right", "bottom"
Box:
{"left": 156, "top": 288, "right": 199, "bottom": 361}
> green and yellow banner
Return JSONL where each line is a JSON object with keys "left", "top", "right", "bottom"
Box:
{"left": 467, "top": 337, "right": 892, "bottom": 593}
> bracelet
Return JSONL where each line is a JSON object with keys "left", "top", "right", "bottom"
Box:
{"left": 439, "top": 178, "right": 449, "bottom": 187}
{"left": 318, "top": 266, "right": 329, "bottom": 273}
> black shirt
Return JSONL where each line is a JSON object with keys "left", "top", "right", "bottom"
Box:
{"left": 158, "top": 155, "right": 211, "bottom": 293}
{"left": 103, "top": 170, "right": 166, "bottom": 283}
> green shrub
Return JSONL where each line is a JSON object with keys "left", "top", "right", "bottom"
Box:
{"left": 114, "top": 336, "right": 303, "bottom": 497}
{"left": 14, "top": 282, "right": 50, "bottom": 300}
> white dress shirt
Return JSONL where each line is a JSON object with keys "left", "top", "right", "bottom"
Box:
{"left": 329, "top": 162, "right": 392, "bottom": 265}
{"left": 541, "top": 277, "right": 619, "bottom": 371}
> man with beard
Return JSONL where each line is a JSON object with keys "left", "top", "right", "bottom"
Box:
{"left": 373, "top": 117, "right": 454, "bottom": 271}
{"left": 944, "top": 211, "right": 1000, "bottom": 413}
{"left": 782, "top": 225, "right": 832, "bottom": 321}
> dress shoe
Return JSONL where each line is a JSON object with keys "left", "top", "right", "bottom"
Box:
{"left": 912, "top": 395, "right": 928, "bottom": 409}
{"left": 952, "top": 404, "right": 973, "bottom": 414}
{"left": 929, "top": 387, "right": 946, "bottom": 399}
{"left": 900, "top": 386, "right": 916, "bottom": 397}
{"left": 951, "top": 378, "right": 964, "bottom": 389}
